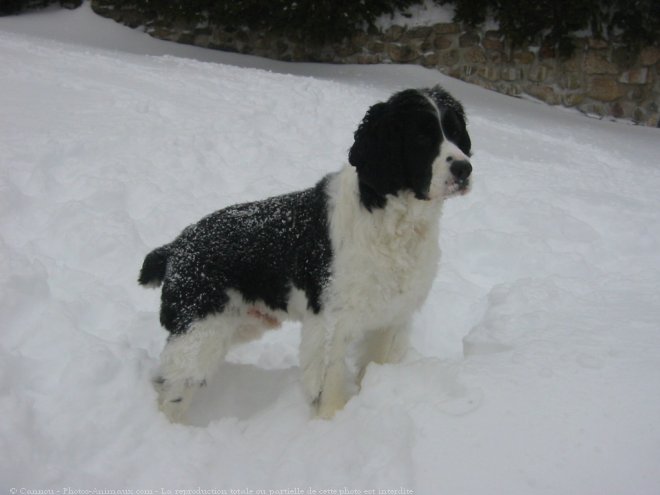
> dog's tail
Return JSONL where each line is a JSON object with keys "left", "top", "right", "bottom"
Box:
{"left": 138, "top": 246, "right": 170, "bottom": 288}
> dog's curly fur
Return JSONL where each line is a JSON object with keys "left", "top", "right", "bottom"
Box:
{"left": 140, "top": 85, "right": 473, "bottom": 422}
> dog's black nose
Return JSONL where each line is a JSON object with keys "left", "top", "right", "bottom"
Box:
{"left": 450, "top": 160, "right": 472, "bottom": 182}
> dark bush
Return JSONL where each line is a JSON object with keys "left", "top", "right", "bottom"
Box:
{"left": 440, "top": 0, "right": 659, "bottom": 55}
{"left": 611, "top": 0, "right": 660, "bottom": 49}
{"left": 121, "top": 0, "right": 423, "bottom": 42}
{"left": 0, "top": 0, "right": 82, "bottom": 15}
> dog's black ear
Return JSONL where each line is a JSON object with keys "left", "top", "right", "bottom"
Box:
{"left": 442, "top": 108, "right": 472, "bottom": 157}
{"left": 427, "top": 85, "right": 471, "bottom": 156}
{"left": 349, "top": 102, "right": 405, "bottom": 210}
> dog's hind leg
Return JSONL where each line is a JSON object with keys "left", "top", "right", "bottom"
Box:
{"left": 357, "top": 323, "right": 411, "bottom": 385}
{"left": 153, "top": 315, "right": 233, "bottom": 423}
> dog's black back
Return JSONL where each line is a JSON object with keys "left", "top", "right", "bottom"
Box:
{"left": 139, "top": 176, "right": 333, "bottom": 334}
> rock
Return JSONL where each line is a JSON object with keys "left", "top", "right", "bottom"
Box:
{"left": 501, "top": 67, "right": 521, "bottom": 81}
{"left": 640, "top": 46, "right": 660, "bottom": 66}
{"left": 367, "top": 40, "right": 385, "bottom": 53}
{"left": 433, "top": 23, "right": 460, "bottom": 35}
{"left": 387, "top": 43, "right": 419, "bottom": 63}
{"left": 459, "top": 32, "right": 480, "bottom": 48}
{"left": 479, "top": 66, "right": 500, "bottom": 81}
{"left": 528, "top": 65, "right": 548, "bottom": 82}
{"left": 610, "top": 102, "right": 624, "bottom": 118}
{"left": 194, "top": 34, "right": 210, "bottom": 48}
{"left": 421, "top": 52, "right": 439, "bottom": 68}
{"left": 588, "top": 38, "right": 608, "bottom": 49}
{"left": 463, "top": 46, "right": 486, "bottom": 64}
{"left": 434, "top": 36, "right": 453, "bottom": 50}
{"left": 402, "top": 26, "right": 432, "bottom": 41}
{"left": 438, "top": 49, "right": 459, "bottom": 66}
{"left": 513, "top": 50, "right": 535, "bottom": 65}
{"left": 583, "top": 52, "right": 618, "bottom": 74}
{"left": 562, "top": 93, "right": 585, "bottom": 107}
{"left": 384, "top": 25, "right": 404, "bottom": 42}
{"left": 483, "top": 38, "right": 504, "bottom": 51}
{"left": 525, "top": 84, "right": 561, "bottom": 105}
{"left": 588, "top": 77, "right": 625, "bottom": 101}
{"left": 619, "top": 68, "right": 649, "bottom": 85}
{"left": 611, "top": 47, "right": 637, "bottom": 70}
{"left": 560, "top": 73, "right": 582, "bottom": 90}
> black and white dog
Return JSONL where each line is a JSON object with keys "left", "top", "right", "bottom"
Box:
{"left": 139, "top": 86, "right": 472, "bottom": 422}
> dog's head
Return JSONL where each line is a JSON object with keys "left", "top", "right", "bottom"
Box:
{"left": 349, "top": 86, "right": 472, "bottom": 211}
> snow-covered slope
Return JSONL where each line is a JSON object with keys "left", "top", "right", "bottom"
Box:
{"left": 1, "top": 4, "right": 660, "bottom": 494}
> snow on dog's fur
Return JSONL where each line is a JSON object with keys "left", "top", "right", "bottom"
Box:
{"left": 139, "top": 86, "right": 473, "bottom": 422}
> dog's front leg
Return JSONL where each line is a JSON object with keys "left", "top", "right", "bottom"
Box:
{"left": 300, "top": 316, "right": 354, "bottom": 419}
{"left": 316, "top": 323, "right": 353, "bottom": 420}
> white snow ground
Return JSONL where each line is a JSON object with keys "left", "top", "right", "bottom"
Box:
{"left": 2, "top": 4, "right": 660, "bottom": 494}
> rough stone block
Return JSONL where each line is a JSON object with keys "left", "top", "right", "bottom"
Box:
{"left": 588, "top": 77, "right": 625, "bottom": 101}
{"left": 640, "top": 46, "right": 660, "bottom": 66}
{"left": 619, "top": 68, "right": 649, "bottom": 85}
{"left": 483, "top": 38, "right": 504, "bottom": 51}
{"left": 367, "top": 40, "right": 385, "bottom": 53}
{"left": 562, "top": 93, "right": 585, "bottom": 107}
{"left": 463, "top": 46, "right": 486, "bottom": 64}
{"left": 459, "top": 32, "right": 480, "bottom": 48}
{"left": 560, "top": 73, "right": 582, "bottom": 90}
{"left": 612, "top": 48, "right": 637, "bottom": 70}
{"left": 524, "top": 84, "right": 561, "bottom": 105}
{"left": 588, "top": 38, "right": 608, "bottom": 49}
{"left": 403, "top": 26, "right": 432, "bottom": 41}
{"left": 447, "top": 67, "right": 463, "bottom": 79}
{"left": 438, "top": 49, "right": 460, "bottom": 66}
{"left": 336, "top": 43, "right": 359, "bottom": 58}
{"left": 633, "top": 107, "right": 646, "bottom": 123}
{"left": 462, "top": 65, "right": 477, "bottom": 79}
{"left": 356, "top": 54, "right": 380, "bottom": 64}
{"left": 501, "top": 67, "right": 522, "bottom": 81}
{"left": 384, "top": 25, "right": 404, "bottom": 42}
{"left": 583, "top": 52, "right": 618, "bottom": 74}
{"left": 609, "top": 102, "right": 627, "bottom": 118}
{"left": 177, "top": 32, "right": 195, "bottom": 45}
{"left": 579, "top": 102, "right": 606, "bottom": 117}
{"left": 434, "top": 23, "right": 460, "bottom": 35}
{"left": 479, "top": 66, "right": 500, "bottom": 81}
{"left": 352, "top": 31, "right": 369, "bottom": 47}
{"left": 422, "top": 52, "right": 439, "bottom": 68}
{"left": 562, "top": 53, "right": 583, "bottom": 72}
{"left": 434, "top": 36, "right": 453, "bottom": 50}
{"left": 487, "top": 50, "right": 504, "bottom": 63}
{"left": 497, "top": 83, "right": 522, "bottom": 97}
{"left": 528, "top": 65, "right": 548, "bottom": 82}
{"left": 513, "top": 50, "right": 535, "bottom": 65}
{"left": 194, "top": 34, "right": 210, "bottom": 48}
{"left": 387, "top": 43, "right": 419, "bottom": 63}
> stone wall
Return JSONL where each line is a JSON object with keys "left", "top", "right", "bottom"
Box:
{"left": 91, "top": 1, "right": 660, "bottom": 127}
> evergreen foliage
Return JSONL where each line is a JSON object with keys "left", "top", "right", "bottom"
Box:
{"left": 0, "top": 0, "right": 81, "bottom": 15}
{"left": 4, "top": 0, "right": 657, "bottom": 55}
{"left": 131, "top": 0, "right": 422, "bottom": 42}
{"left": 441, "top": 0, "right": 659, "bottom": 55}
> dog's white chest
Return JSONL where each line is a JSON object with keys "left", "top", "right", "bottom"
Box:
{"left": 331, "top": 217, "right": 440, "bottom": 328}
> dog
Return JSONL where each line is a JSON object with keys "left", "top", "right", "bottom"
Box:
{"left": 139, "top": 85, "right": 472, "bottom": 422}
